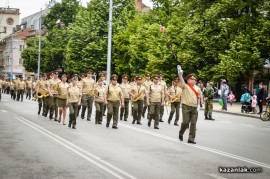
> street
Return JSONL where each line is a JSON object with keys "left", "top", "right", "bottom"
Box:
{"left": 0, "top": 93, "right": 270, "bottom": 179}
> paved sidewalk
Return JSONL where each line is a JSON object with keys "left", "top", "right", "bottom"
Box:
{"left": 208, "top": 102, "right": 263, "bottom": 119}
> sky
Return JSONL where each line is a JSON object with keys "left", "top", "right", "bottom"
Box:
{"left": 0, "top": 0, "right": 153, "bottom": 20}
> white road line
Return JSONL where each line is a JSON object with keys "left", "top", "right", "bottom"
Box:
{"left": 0, "top": 110, "right": 7, "bottom": 112}
{"left": 119, "top": 123, "right": 270, "bottom": 169}
{"left": 15, "top": 117, "right": 137, "bottom": 179}
{"left": 207, "top": 173, "right": 227, "bottom": 179}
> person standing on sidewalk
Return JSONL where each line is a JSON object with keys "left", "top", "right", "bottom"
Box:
{"left": 178, "top": 67, "right": 202, "bottom": 144}
{"left": 251, "top": 91, "right": 257, "bottom": 114}
{"left": 203, "top": 82, "right": 215, "bottom": 120}
{"left": 220, "top": 80, "right": 229, "bottom": 111}
{"left": 257, "top": 83, "right": 264, "bottom": 114}
{"left": 228, "top": 91, "right": 235, "bottom": 107}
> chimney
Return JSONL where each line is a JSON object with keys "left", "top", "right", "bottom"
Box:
{"left": 16, "top": 25, "right": 21, "bottom": 31}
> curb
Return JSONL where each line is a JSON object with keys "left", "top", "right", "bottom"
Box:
{"left": 211, "top": 110, "right": 261, "bottom": 119}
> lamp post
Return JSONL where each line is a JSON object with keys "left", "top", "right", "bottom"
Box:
{"left": 37, "top": 8, "right": 42, "bottom": 80}
{"left": 106, "top": 0, "right": 113, "bottom": 83}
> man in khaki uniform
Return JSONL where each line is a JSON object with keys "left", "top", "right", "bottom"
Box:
{"left": 76, "top": 74, "right": 85, "bottom": 117}
{"left": 158, "top": 72, "right": 167, "bottom": 122}
{"left": 167, "top": 77, "right": 182, "bottom": 125}
{"left": 104, "top": 75, "right": 124, "bottom": 129}
{"left": 16, "top": 77, "right": 26, "bottom": 102}
{"left": 81, "top": 70, "right": 95, "bottom": 121}
{"left": 36, "top": 74, "right": 49, "bottom": 115}
{"left": 14, "top": 76, "right": 20, "bottom": 100}
{"left": 130, "top": 76, "right": 149, "bottom": 125}
{"left": 119, "top": 74, "right": 131, "bottom": 121}
{"left": 148, "top": 75, "right": 164, "bottom": 129}
{"left": 142, "top": 73, "right": 153, "bottom": 119}
{"left": 48, "top": 72, "right": 61, "bottom": 121}
{"left": 178, "top": 70, "right": 202, "bottom": 144}
{"left": 25, "top": 77, "right": 32, "bottom": 100}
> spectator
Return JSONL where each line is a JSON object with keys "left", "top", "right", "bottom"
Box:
{"left": 228, "top": 91, "right": 235, "bottom": 106}
{"left": 251, "top": 91, "right": 257, "bottom": 114}
{"left": 257, "top": 83, "right": 264, "bottom": 114}
{"left": 220, "top": 80, "right": 229, "bottom": 111}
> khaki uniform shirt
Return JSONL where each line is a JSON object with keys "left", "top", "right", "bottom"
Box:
{"left": 120, "top": 83, "right": 131, "bottom": 99}
{"left": 17, "top": 81, "right": 26, "bottom": 90}
{"left": 168, "top": 85, "right": 182, "bottom": 103}
{"left": 149, "top": 84, "right": 163, "bottom": 103}
{"left": 58, "top": 82, "right": 69, "bottom": 99}
{"left": 94, "top": 85, "right": 105, "bottom": 103}
{"left": 158, "top": 80, "right": 167, "bottom": 93}
{"left": 36, "top": 80, "right": 47, "bottom": 91}
{"left": 26, "top": 80, "right": 32, "bottom": 89}
{"left": 68, "top": 85, "right": 81, "bottom": 103}
{"left": 181, "top": 84, "right": 201, "bottom": 107}
{"left": 130, "top": 84, "right": 147, "bottom": 101}
{"left": 105, "top": 84, "right": 123, "bottom": 102}
{"left": 9, "top": 81, "right": 15, "bottom": 90}
{"left": 82, "top": 78, "right": 95, "bottom": 96}
{"left": 48, "top": 78, "right": 60, "bottom": 95}
{"left": 143, "top": 80, "right": 153, "bottom": 92}
{"left": 14, "top": 79, "right": 19, "bottom": 90}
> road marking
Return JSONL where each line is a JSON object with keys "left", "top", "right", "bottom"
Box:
{"left": 0, "top": 110, "right": 7, "bottom": 112}
{"left": 15, "top": 117, "right": 137, "bottom": 179}
{"left": 240, "top": 124, "right": 253, "bottom": 128}
{"left": 119, "top": 123, "right": 270, "bottom": 169}
{"left": 207, "top": 173, "right": 227, "bottom": 179}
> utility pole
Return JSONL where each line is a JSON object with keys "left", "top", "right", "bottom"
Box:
{"left": 106, "top": 0, "right": 113, "bottom": 83}
{"left": 37, "top": 8, "right": 42, "bottom": 80}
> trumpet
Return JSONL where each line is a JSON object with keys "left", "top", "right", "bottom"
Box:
{"left": 133, "top": 90, "right": 144, "bottom": 102}
{"left": 169, "top": 93, "right": 180, "bottom": 103}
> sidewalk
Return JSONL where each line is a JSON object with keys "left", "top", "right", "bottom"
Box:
{"left": 209, "top": 102, "right": 262, "bottom": 119}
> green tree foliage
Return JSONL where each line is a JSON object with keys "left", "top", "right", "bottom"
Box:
{"left": 22, "top": 37, "right": 46, "bottom": 72}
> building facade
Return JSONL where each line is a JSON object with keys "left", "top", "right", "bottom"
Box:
{"left": 0, "top": 7, "right": 20, "bottom": 40}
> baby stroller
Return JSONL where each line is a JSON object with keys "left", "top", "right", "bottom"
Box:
{"left": 240, "top": 92, "right": 252, "bottom": 113}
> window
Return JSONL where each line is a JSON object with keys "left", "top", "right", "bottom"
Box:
{"left": 19, "top": 45, "right": 24, "bottom": 51}
{"left": 19, "top": 58, "right": 23, "bottom": 65}
{"left": 6, "top": 58, "right": 11, "bottom": 65}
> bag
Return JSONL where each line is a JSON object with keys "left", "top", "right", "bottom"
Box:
{"left": 218, "top": 98, "right": 223, "bottom": 107}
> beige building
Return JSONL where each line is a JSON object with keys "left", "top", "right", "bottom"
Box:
{"left": 0, "top": 7, "right": 20, "bottom": 40}
{"left": 135, "top": 0, "right": 150, "bottom": 12}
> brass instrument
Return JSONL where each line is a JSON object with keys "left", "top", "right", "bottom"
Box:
{"left": 36, "top": 90, "right": 50, "bottom": 98}
{"left": 170, "top": 93, "right": 180, "bottom": 103}
{"left": 133, "top": 89, "right": 144, "bottom": 102}
{"left": 89, "top": 89, "right": 94, "bottom": 96}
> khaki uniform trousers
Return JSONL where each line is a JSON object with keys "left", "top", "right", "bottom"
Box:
{"left": 179, "top": 104, "right": 198, "bottom": 142}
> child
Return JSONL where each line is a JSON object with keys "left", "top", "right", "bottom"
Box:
{"left": 251, "top": 92, "right": 257, "bottom": 114}
{"left": 228, "top": 91, "right": 235, "bottom": 106}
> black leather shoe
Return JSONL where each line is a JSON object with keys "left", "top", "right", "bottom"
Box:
{"left": 72, "top": 126, "right": 76, "bottom": 129}
{"left": 137, "top": 122, "right": 142, "bottom": 125}
{"left": 168, "top": 120, "right": 171, "bottom": 124}
{"left": 188, "top": 141, "right": 196, "bottom": 144}
{"left": 81, "top": 116, "right": 85, "bottom": 119}
{"left": 106, "top": 123, "right": 109, "bottom": 128}
{"left": 179, "top": 135, "right": 183, "bottom": 141}
{"left": 174, "top": 123, "right": 179, "bottom": 126}
{"left": 154, "top": 127, "right": 159, "bottom": 129}
{"left": 124, "top": 119, "right": 127, "bottom": 121}
{"left": 120, "top": 117, "right": 123, "bottom": 121}
{"left": 87, "top": 119, "right": 91, "bottom": 121}
{"left": 159, "top": 120, "right": 164, "bottom": 122}
{"left": 68, "top": 123, "right": 71, "bottom": 128}
{"left": 132, "top": 120, "right": 135, "bottom": 124}
{"left": 209, "top": 118, "right": 215, "bottom": 121}
{"left": 147, "top": 122, "right": 151, "bottom": 127}
{"left": 112, "top": 126, "right": 118, "bottom": 129}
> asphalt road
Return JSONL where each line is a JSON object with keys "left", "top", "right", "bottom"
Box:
{"left": 0, "top": 93, "right": 270, "bottom": 179}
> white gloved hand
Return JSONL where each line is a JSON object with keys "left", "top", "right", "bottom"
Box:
{"left": 177, "top": 65, "right": 183, "bottom": 75}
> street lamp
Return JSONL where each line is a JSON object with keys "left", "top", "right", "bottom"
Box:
{"left": 37, "top": 8, "right": 42, "bottom": 80}
{"left": 106, "top": 1, "right": 122, "bottom": 83}
{"left": 106, "top": 0, "right": 113, "bottom": 83}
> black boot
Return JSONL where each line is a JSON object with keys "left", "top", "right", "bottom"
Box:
{"left": 204, "top": 113, "right": 209, "bottom": 120}
{"left": 68, "top": 122, "right": 72, "bottom": 128}
{"left": 72, "top": 124, "right": 76, "bottom": 129}
{"left": 38, "top": 104, "right": 42, "bottom": 115}
{"left": 209, "top": 115, "right": 215, "bottom": 120}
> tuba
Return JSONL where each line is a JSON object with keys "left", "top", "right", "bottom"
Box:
{"left": 36, "top": 90, "right": 49, "bottom": 98}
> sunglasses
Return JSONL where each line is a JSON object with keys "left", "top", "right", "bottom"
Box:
{"left": 190, "top": 78, "right": 197, "bottom": 81}
{"left": 112, "top": 79, "right": 117, "bottom": 81}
